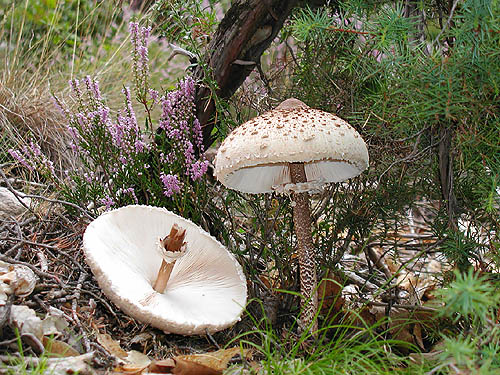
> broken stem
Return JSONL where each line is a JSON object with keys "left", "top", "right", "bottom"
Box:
{"left": 153, "top": 224, "right": 186, "bottom": 293}
{"left": 289, "top": 162, "right": 318, "bottom": 333}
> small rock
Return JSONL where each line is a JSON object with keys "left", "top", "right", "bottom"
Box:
{"left": 0, "top": 187, "right": 31, "bottom": 219}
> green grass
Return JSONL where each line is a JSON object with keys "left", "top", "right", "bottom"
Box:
{"left": 231, "top": 306, "right": 432, "bottom": 374}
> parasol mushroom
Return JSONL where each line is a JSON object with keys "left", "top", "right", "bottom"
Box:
{"left": 214, "top": 98, "right": 369, "bottom": 332}
{"left": 83, "top": 205, "right": 247, "bottom": 335}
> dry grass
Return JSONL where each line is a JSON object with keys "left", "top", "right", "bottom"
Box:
{"left": 0, "top": 84, "right": 77, "bottom": 174}
{"left": 0, "top": 2, "right": 187, "bottom": 181}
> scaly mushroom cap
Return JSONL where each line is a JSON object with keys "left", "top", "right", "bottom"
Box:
{"left": 83, "top": 205, "right": 247, "bottom": 335}
{"left": 214, "top": 99, "right": 369, "bottom": 194}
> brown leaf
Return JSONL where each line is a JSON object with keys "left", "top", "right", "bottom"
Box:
{"left": 318, "top": 271, "right": 344, "bottom": 320}
{"left": 117, "top": 350, "right": 152, "bottom": 374}
{"left": 413, "top": 323, "right": 425, "bottom": 350}
{"left": 149, "top": 358, "right": 222, "bottom": 375}
{"left": 42, "top": 337, "right": 80, "bottom": 357}
{"left": 96, "top": 331, "right": 128, "bottom": 359}
{"left": 177, "top": 347, "right": 251, "bottom": 371}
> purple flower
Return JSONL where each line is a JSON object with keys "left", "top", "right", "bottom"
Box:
{"left": 189, "top": 160, "right": 209, "bottom": 181}
{"left": 98, "top": 107, "right": 110, "bottom": 124}
{"left": 29, "top": 142, "right": 41, "bottom": 157}
{"left": 101, "top": 195, "right": 115, "bottom": 210}
{"left": 193, "top": 118, "right": 203, "bottom": 151}
{"left": 124, "top": 187, "right": 139, "bottom": 204}
{"left": 183, "top": 140, "right": 195, "bottom": 167}
{"left": 67, "top": 126, "right": 80, "bottom": 141}
{"left": 129, "top": 22, "right": 139, "bottom": 43}
{"left": 8, "top": 149, "right": 33, "bottom": 171}
{"left": 160, "top": 172, "right": 181, "bottom": 197}
{"left": 149, "top": 89, "right": 160, "bottom": 104}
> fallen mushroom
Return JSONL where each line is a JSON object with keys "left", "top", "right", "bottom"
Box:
{"left": 214, "top": 98, "right": 369, "bottom": 332}
{"left": 0, "top": 260, "right": 37, "bottom": 303}
{"left": 83, "top": 205, "right": 247, "bottom": 335}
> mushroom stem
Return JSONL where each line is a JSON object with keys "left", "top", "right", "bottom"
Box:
{"left": 289, "top": 162, "right": 318, "bottom": 333}
{"left": 153, "top": 224, "right": 186, "bottom": 293}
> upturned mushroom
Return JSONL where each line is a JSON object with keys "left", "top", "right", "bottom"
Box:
{"left": 83, "top": 205, "right": 247, "bottom": 335}
{"left": 214, "top": 98, "right": 368, "bottom": 332}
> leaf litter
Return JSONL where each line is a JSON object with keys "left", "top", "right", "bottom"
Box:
{"left": 0, "top": 180, "right": 462, "bottom": 373}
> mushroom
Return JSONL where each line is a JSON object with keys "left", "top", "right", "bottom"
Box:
{"left": 214, "top": 98, "right": 368, "bottom": 332}
{"left": 0, "top": 261, "right": 37, "bottom": 304}
{"left": 83, "top": 205, "right": 247, "bottom": 335}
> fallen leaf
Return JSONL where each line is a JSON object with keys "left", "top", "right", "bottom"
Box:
{"left": 1, "top": 353, "right": 95, "bottom": 375}
{"left": 42, "top": 308, "right": 69, "bottom": 337}
{"left": 42, "top": 336, "right": 80, "bottom": 357}
{"left": 176, "top": 347, "right": 251, "bottom": 372}
{"left": 120, "top": 350, "right": 152, "bottom": 373}
{"left": 130, "top": 332, "right": 153, "bottom": 346}
{"left": 96, "top": 331, "right": 128, "bottom": 359}
{"left": 413, "top": 323, "right": 425, "bottom": 350}
{"left": 39, "top": 352, "right": 95, "bottom": 375}
{"left": 318, "top": 271, "right": 344, "bottom": 320}
{"left": 8, "top": 304, "right": 43, "bottom": 339}
{"left": 149, "top": 358, "right": 222, "bottom": 375}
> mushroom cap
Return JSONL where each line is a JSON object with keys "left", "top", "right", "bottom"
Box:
{"left": 83, "top": 205, "right": 247, "bottom": 335}
{"left": 214, "top": 99, "right": 369, "bottom": 194}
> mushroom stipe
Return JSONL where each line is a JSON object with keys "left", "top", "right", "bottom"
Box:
{"left": 290, "top": 162, "right": 318, "bottom": 332}
{"left": 153, "top": 224, "right": 187, "bottom": 293}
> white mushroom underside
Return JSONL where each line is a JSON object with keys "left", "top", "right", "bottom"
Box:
{"left": 214, "top": 106, "right": 369, "bottom": 194}
{"left": 83, "top": 205, "right": 247, "bottom": 335}
{"left": 225, "top": 159, "right": 361, "bottom": 194}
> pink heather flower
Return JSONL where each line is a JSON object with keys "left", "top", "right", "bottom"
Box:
{"left": 101, "top": 195, "right": 114, "bottom": 210}
{"left": 122, "top": 87, "right": 135, "bottom": 119}
{"left": 129, "top": 22, "right": 139, "bottom": 43}
{"left": 8, "top": 149, "right": 33, "bottom": 171}
{"left": 160, "top": 172, "right": 181, "bottom": 197}
{"left": 135, "top": 139, "right": 146, "bottom": 153}
{"left": 149, "top": 89, "right": 160, "bottom": 104}
{"left": 69, "top": 78, "right": 83, "bottom": 100}
{"left": 83, "top": 76, "right": 102, "bottom": 101}
{"left": 141, "top": 26, "right": 151, "bottom": 40}
{"left": 83, "top": 172, "right": 93, "bottom": 183}
{"left": 193, "top": 118, "right": 204, "bottom": 151}
{"left": 183, "top": 140, "right": 195, "bottom": 167}
{"left": 109, "top": 120, "right": 125, "bottom": 147}
{"left": 67, "top": 126, "right": 80, "bottom": 141}
{"left": 29, "top": 141, "right": 41, "bottom": 157}
{"left": 124, "top": 187, "right": 139, "bottom": 204}
{"left": 189, "top": 160, "right": 209, "bottom": 181}
{"left": 99, "top": 107, "right": 110, "bottom": 124}
{"left": 139, "top": 45, "right": 148, "bottom": 64}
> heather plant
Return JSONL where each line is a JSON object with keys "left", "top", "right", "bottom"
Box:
{"left": 435, "top": 269, "right": 500, "bottom": 373}
{"left": 9, "top": 22, "right": 210, "bottom": 223}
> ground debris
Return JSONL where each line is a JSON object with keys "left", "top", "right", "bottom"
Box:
{"left": 0, "top": 352, "right": 96, "bottom": 375}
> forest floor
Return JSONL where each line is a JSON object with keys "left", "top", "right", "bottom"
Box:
{"left": 0, "top": 177, "right": 449, "bottom": 374}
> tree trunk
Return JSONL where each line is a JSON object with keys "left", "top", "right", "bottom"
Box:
{"left": 193, "top": 0, "right": 300, "bottom": 150}
{"left": 438, "top": 125, "right": 459, "bottom": 230}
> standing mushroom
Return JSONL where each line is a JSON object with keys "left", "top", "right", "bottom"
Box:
{"left": 214, "top": 98, "right": 368, "bottom": 332}
{"left": 83, "top": 205, "right": 247, "bottom": 335}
